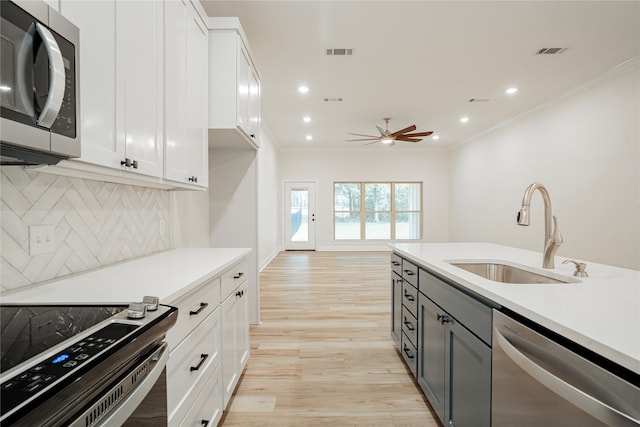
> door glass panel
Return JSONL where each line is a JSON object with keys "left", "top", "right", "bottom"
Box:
{"left": 290, "top": 190, "right": 308, "bottom": 242}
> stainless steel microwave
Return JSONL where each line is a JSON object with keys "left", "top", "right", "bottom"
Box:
{"left": 0, "top": 0, "right": 80, "bottom": 165}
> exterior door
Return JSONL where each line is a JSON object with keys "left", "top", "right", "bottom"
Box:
{"left": 284, "top": 182, "right": 316, "bottom": 250}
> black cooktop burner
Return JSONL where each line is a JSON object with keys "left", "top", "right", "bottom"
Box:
{"left": 0, "top": 305, "right": 126, "bottom": 374}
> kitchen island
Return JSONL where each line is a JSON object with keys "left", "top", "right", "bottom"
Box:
{"left": 392, "top": 242, "right": 639, "bottom": 373}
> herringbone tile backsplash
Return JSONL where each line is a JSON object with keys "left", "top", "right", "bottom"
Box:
{"left": 1, "top": 168, "right": 170, "bottom": 292}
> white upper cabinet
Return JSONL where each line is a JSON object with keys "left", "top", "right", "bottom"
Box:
{"left": 59, "top": 0, "right": 121, "bottom": 169}
{"left": 208, "top": 17, "right": 261, "bottom": 150}
{"left": 164, "top": 0, "right": 208, "bottom": 188}
{"left": 116, "top": 0, "right": 164, "bottom": 178}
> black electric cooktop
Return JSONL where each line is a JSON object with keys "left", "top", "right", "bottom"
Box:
{"left": 0, "top": 305, "right": 127, "bottom": 374}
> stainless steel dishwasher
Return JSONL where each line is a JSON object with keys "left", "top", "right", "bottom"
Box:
{"left": 492, "top": 310, "right": 640, "bottom": 426}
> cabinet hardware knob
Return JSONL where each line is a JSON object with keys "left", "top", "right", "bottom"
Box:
{"left": 234, "top": 272, "right": 244, "bottom": 279}
{"left": 403, "top": 292, "right": 415, "bottom": 302}
{"left": 403, "top": 270, "right": 415, "bottom": 276}
{"left": 437, "top": 314, "right": 450, "bottom": 324}
{"left": 194, "top": 176, "right": 198, "bottom": 183}
{"left": 235, "top": 289, "right": 245, "bottom": 297}
{"left": 131, "top": 159, "right": 138, "bottom": 169}
{"left": 391, "top": 261, "right": 400, "bottom": 266}
{"left": 250, "top": 133, "right": 255, "bottom": 138}
{"left": 190, "top": 353, "right": 209, "bottom": 371}
{"left": 189, "top": 302, "right": 208, "bottom": 316}
{"left": 201, "top": 421, "right": 210, "bottom": 427}
{"left": 121, "top": 158, "right": 132, "bottom": 167}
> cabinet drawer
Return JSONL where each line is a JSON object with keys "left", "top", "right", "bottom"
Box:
{"left": 178, "top": 365, "right": 224, "bottom": 427}
{"left": 221, "top": 259, "right": 249, "bottom": 300}
{"left": 168, "top": 308, "right": 222, "bottom": 422}
{"left": 402, "top": 281, "right": 418, "bottom": 317}
{"left": 391, "top": 253, "right": 402, "bottom": 276}
{"left": 419, "top": 269, "right": 493, "bottom": 346}
{"left": 166, "top": 278, "right": 221, "bottom": 350}
{"left": 401, "top": 332, "right": 418, "bottom": 377}
{"left": 402, "top": 259, "right": 418, "bottom": 288}
{"left": 402, "top": 307, "right": 418, "bottom": 347}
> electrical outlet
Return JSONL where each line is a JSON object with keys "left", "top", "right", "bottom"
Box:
{"left": 29, "top": 225, "right": 55, "bottom": 255}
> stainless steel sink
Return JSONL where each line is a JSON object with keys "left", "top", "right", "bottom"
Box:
{"left": 448, "top": 261, "right": 577, "bottom": 284}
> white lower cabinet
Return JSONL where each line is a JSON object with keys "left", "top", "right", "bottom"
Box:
{"left": 221, "top": 271, "right": 249, "bottom": 406}
{"left": 167, "top": 257, "right": 249, "bottom": 426}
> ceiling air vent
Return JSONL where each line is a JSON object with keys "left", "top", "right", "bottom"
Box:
{"left": 468, "top": 98, "right": 490, "bottom": 103}
{"left": 536, "top": 47, "right": 568, "bottom": 55}
{"left": 326, "top": 48, "right": 353, "bottom": 56}
{"left": 323, "top": 97, "right": 343, "bottom": 102}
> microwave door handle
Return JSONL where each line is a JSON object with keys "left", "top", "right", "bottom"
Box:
{"left": 494, "top": 328, "right": 639, "bottom": 426}
{"left": 35, "top": 22, "right": 66, "bottom": 129}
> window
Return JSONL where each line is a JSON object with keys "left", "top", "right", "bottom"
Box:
{"left": 334, "top": 182, "right": 422, "bottom": 240}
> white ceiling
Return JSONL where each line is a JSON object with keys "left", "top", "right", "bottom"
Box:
{"left": 200, "top": 1, "right": 640, "bottom": 151}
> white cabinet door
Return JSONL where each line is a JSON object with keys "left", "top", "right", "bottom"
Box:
{"left": 185, "top": 6, "right": 208, "bottom": 186}
{"left": 117, "top": 0, "right": 164, "bottom": 178}
{"left": 236, "top": 42, "right": 251, "bottom": 137}
{"left": 164, "top": 0, "right": 207, "bottom": 187}
{"left": 221, "top": 292, "right": 237, "bottom": 407}
{"left": 248, "top": 67, "right": 260, "bottom": 147}
{"left": 164, "top": 0, "right": 188, "bottom": 183}
{"left": 59, "top": 0, "right": 122, "bottom": 167}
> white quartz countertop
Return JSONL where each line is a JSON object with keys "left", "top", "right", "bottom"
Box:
{"left": 0, "top": 248, "right": 251, "bottom": 305}
{"left": 391, "top": 242, "right": 640, "bottom": 374}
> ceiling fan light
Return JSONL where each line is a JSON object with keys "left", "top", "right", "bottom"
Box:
{"left": 381, "top": 138, "right": 394, "bottom": 144}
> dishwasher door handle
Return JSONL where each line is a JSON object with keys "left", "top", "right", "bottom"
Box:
{"left": 494, "top": 329, "right": 639, "bottom": 427}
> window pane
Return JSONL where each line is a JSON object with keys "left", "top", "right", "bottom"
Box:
{"left": 396, "top": 212, "right": 421, "bottom": 239}
{"left": 395, "top": 183, "right": 421, "bottom": 211}
{"left": 335, "top": 213, "right": 361, "bottom": 239}
{"left": 365, "top": 212, "right": 390, "bottom": 239}
{"left": 290, "top": 190, "right": 308, "bottom": 242}
{"left": 335, "top": 183, "right": 361, "bottom": 211}
{"left": 364, "top": 183, "right": 391, "bottom": 211}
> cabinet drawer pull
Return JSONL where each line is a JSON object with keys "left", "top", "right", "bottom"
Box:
{"left": 403, "top": 291, "right": 415, "bottom": 302}
{"left": 235, "top": 290, "right": 244, "bottom": 297}
{"left": 234, "top": 272, "right": 244, "bottom": 279}
{"left": 190, "top": 353, "right": 209, "bottom": 371}
{"left": 403, "top": 269, "right": 415, "bottom": 276}
{"left": 403, "top": 345, "right": 414, "bottom": 359}
{"left": 189, "top": 302, "right": 208, "bottom": 316}
{"left": 201, "top": 420, "right": 210, "bottom": 427}
{"left": 437, "top": 314, "right": 450, "bottom": 324}
{"left": 403, "top": 319, "right": 415, "bottom": 331}
{"left": 391, "top": 261, "right": 400, "bottom": 266}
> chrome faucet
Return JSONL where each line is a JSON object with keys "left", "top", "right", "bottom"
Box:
{"left": 516, "top": 182, "right": 563, "bottom": 269}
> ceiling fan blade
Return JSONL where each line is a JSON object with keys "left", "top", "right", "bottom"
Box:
{"left": 364, "top": 140, "right": 380, "bottom": 146}
{"left": 391, "top": 125, "right": 417, "bottom": 137}
{"left": 395, "top": 136, "right": 422, "bottom": 143}
{"left": 402, "top": 131, "right": 434, "bottom": 137}
{"left": 347, "top": 132, "right": 380, "bottom": 138}
{"left": 375, "top": 125, "right": 387, "bottom": 137}
{"left": 346, "top": 138, "right": 380, "bottom": 142}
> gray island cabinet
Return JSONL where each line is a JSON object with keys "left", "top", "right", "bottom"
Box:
{"left": 392, "top": 252, "right": 498, "bottom": 427}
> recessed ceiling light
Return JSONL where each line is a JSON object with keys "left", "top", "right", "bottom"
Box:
{"left": 305, "top": 135, "right": 313, "bottom": 141}
{"left": 303, "top": 116, "right": 311, "bottom": 123}
{"left": 460, "top": 117, "right": 469, "bottom": 123}
{"left": 298, "top": 85, "right": 309, "bottom": 94}
{"left": 432, "top": 135, "right": 440, "bottom": 141}
{"left": 506, "top": 87, "right": 518, "bottom": 95}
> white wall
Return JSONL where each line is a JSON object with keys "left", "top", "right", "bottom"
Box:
{"left": 449, "top": 64, "right": 640, "bottom": 269}
{"left": 256, "top": 131, "right": 281, "bottom": 269}
{"left": 278, "top": 149, "right": 450, "bottom": 250}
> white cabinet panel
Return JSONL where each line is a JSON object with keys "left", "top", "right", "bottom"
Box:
{"left": 117, "top": 0, "right": 164, "bottom": 177}
{"left": 59, "top": 0, "right": 121, "bottom": 167}
{"left": 221, "top": 278, "right": 249, "bottom": 406}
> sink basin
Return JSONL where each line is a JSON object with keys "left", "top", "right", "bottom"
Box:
{"left": 448, "top": 261, "right": 577, "bottom": 284}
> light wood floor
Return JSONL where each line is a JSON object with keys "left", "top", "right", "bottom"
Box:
{"left": 220, "top": 251, "right": 439, "bottom": 427}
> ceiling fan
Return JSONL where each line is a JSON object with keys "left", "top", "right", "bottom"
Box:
{"left": 346, "top": 118, "right": 433, "bottom": 146}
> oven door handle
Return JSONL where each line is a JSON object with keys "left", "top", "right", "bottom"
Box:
{"left": 91, "top": 342, "right": 169, "bottom": 426}
{"left": 35, "top": 22, "right": 66, "bottom": 129}
{"left": 494, "top": 328, "right": 639, "bottom": 426}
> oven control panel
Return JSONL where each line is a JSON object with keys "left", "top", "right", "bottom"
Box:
{"left": 0, "top": 323, "right": 139, "bottom": 416}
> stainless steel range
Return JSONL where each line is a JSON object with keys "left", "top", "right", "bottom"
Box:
{"left": 0, "top": 297, "right": 177, "bottom": 426}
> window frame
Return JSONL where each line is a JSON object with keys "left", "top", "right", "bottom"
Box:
{"left": 333, "top": 181, "right": 423, "bottom": 241}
